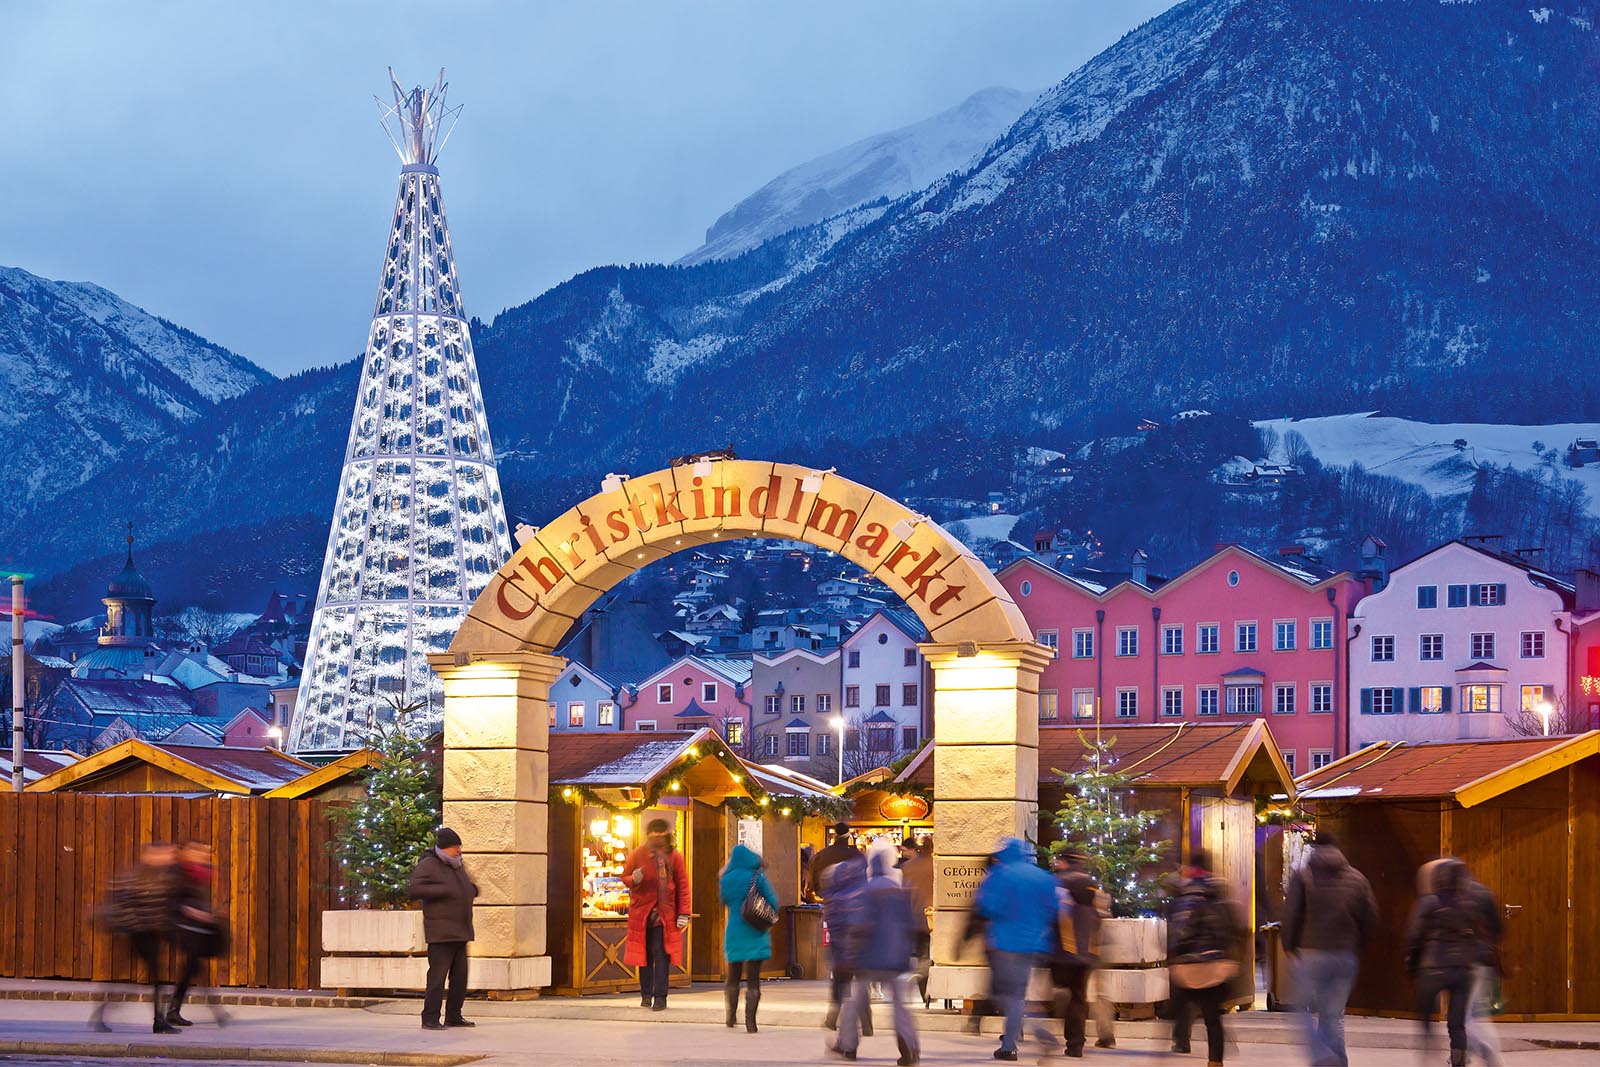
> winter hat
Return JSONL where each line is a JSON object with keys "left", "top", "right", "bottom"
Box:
{"left": 435, "top": 827, "right": 462, "bottom": 850}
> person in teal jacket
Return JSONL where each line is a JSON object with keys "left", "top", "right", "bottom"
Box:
{"left": 718, "top": 843, "right": 779, "bottom": 1033}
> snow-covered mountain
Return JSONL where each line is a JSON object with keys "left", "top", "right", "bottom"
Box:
{"left": 1256, "top": 413, "right": 1600, "bottom": 517}
{"left": 0, "top": 266, "right": 271, "bottom": 508}
{"left": 679, "top": 86, "right": 1036, "bottom": 265}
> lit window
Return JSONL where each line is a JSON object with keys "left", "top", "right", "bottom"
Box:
{"left": 1274, "top": 685, "right": 1296, "bottom": 714}
{"left": 1235, "top": 622, "right": 1258, "bottom": 653}
{"left": 1417, "top": 687, "right": 1445, "bottom": 714}
{"left": 1116, "top": 688, "right": 1138, "bottom": 719}
{"left": 1197, "top": 687, "right": 1220, "bottom": 716}
{"left": 1117, "top": 627, "right": 1138, "bottom": 657}
{"left": 1462, "top": 684, "right": 1501, "bottom": 714}
{"left": 1311, "top": 619, "right": 1334, "bottom": 650}
{"left": 598, "top": 701, "right": 616, "bottom": 726}
{"left": 1197, "top": 624, "right": 1220, "bottom": 654}
{"left": 1162, "top": 625, "right": 1184, "bottom": 655}
{"left": 1471, "top": 633, "right": 1495, "bottom": 660}
{"left": 548, "top": 702, "right": 556, "bottom": 727}
{"left": 1310, "top": 683, "right": 1333, "bottom": 714}
{"left": 1371, "top": 636, "right": 1395, "bottom": 662}
{"left": 1037, "top": 629, "right": 1059, "bottom": 657}
{"left": 1071, "top": 689, "right": 1095, "bottom": 720}
{"left": 1520, "top": 685, "right": 1548, "bottom": 712}
{"left": 1161, "top": 687, "right": 1183, "bottom": 718}
{"left": 724, "top": 719, "right": 744, "bottom": 745}
{"left": 1040, "top": 690, "right": 1059, "bottom": 721}
{"left": 568, "top": 702, "right": 584, "bottom": 728}
{"left": 657, "top": 683, "right": 672, "bottom": 703}
{"left": 1420, "top": 634, "right": 1444, "bottom": 661}
{"left": 1072, "top": 629, "right": 1094, "bottom": 659}
{"left": 1521, "top": 631, "right": 1545, "bottom": 659}
{"left": 1274, "top": 621, "right": 1297, "bottom": 651}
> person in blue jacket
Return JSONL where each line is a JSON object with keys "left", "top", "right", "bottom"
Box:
{"left": 719, "top": 843, "right": 779, "bottom": 1033}
{"left": 974, "top": 837, "right": 1060, "bottom": 1062}
{"left": 830, "top": 847, "right": 921, "bottom": 1066}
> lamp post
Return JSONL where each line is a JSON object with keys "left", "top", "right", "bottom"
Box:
{"left": 1535, "top": 701, "right": 1554, "bottom": 737}
{"left": 830, "top": 715, "right": 845, "bottom": 785}
{"left": 11, "top": 575, "right": 25, "bottom": 793}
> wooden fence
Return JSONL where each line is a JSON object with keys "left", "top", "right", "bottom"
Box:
{"left": 0, "top": 793, "right": 344, "bottom": 990}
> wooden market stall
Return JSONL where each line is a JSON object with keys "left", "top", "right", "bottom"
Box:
{"left": 898, "top": 720, "right": 1296, "bottom": 1000}
{"left": 547, "top": 729, "right": 844, "bottom": 995}
{"left": 26, "top": 739, "right": 312, "bottom": 796}
{"left": 1295, "top": 731, "right": 1600, "bottom": 1019}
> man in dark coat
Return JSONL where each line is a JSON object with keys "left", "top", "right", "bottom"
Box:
{"left": 1050, "top": 849, "right": 1103, "bottom": 1058}
{"left": 1284, "top": 832, "right": 1377, "bottom": 1067}
{"left": 407, "top": 827, "right": 479, "bottom": 1031}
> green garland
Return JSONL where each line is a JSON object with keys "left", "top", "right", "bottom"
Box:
{"left": 552, "top": 739, "right": 849, "bottom": 824}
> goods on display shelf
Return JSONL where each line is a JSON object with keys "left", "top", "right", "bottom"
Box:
{"left": 580, "top": 806, "right": 682, "bottom": 919}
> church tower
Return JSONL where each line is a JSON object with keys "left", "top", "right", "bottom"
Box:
{"left": 101, "top": 523, "right": 155, "bottom": 647}
{"left": 290, "top": 70, "right": 511, "bottom": 753}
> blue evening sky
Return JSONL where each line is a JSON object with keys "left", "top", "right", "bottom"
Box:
{"left": 4, "top": 1, "right": 1178, "bottom": 375}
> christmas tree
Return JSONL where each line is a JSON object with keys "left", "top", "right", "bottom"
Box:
{"left": 1052, "top": 731, "right": 1170, "bottom": 916}
{"left": 331, "top": 698, "right": 441, "bottom": 908}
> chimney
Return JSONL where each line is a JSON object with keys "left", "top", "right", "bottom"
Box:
{"left": 1576, "top": 569, "right": 1600, "bottom": 614}
{"left": 1278, "top": 545, "right": 1305, "bottom": 557}
{"left": 1130, "top": 549, "right": 1149, "bottom": 588}
{"left": 1514, "top": 547, "right": 1546, "bottom": 567}
{"left": 1357, "top": 535, "right": 1388, "bottom": 593}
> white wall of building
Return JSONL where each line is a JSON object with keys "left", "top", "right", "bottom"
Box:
{"left": 1349, "top": 542, "right": 1570, "bottom": 745}
{"left": 840, "top": 613, "right": 926, "bottom": 759}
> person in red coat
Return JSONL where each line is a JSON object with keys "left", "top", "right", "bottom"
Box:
{"left": 621, "top": 818, "right": 691, "bottom": 1011}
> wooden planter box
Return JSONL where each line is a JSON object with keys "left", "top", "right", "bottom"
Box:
{"left": 1093, "top": 917, "right": 1168, "bottom": 1005}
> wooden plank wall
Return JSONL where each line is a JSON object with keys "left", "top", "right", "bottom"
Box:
{"left": 0, "top": 793, "right": 342, "bottom": 989}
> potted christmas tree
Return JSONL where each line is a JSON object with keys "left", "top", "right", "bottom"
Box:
{"left": 320, "top": 700, "right": 442, "bottom": 991}
{"left": 1052, "top": 732, "right": 1171, "bottom": 1006}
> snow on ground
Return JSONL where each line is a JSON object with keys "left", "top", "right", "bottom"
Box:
{"left": 1255, "top": 412, "right": 1600, "bottom": 514}
{"left": 946, "top": 513, "right": 1020, "bottom": 542}
{"left": 0, "top": 616, "right": 63, "bottom": 650}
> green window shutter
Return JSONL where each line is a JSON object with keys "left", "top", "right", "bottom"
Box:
{"left": 1360, "top": 688, "right": 1372, "bottom": 715}
{"left": 1494, "top": 583, "right": 1507, "bottom": 605}
{"left": 1408, "top": 687, "right": 1422, "bottom": 713}
{"left": 1441, "top": 687, "right": 1453, "bottom": 712}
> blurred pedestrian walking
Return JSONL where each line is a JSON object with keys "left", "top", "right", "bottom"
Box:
{"left": 166, "top": 840, "right": 230, "bottom": 1028}
{"left": 407, "top": 826, "right": 479, "bottom": 1031}
{"left": 622, "top": 818, "right": 690, "bottom": 1013}
{"left": 900, "top": 836, "right": 934, "bottom": 1006}
{"left": 1283, "top": 832, "right": 1376, "bottom": 1067}
{"left": 1166, "top": 850, "right": 1245, "bottom": 1067}
{"left": 812, "top": 823, "right": 866, "bottom": 1032}
{"left": 959, "top": 852, "right": 1001, "bottom": 1035}
{"left": 719, "top": 842, "right": 778, "bottom": 1033}
{"left": 821, "top": 853, "right": 873, "bottom": 1038}
{"left": 1405, "top": 858, "right": 1495, "bottom": 1067}
{"left": 91, "top": 841, "right": 181, "bottom": 1034}
{"left": 1049, "top": 849, "right": 1102, "bottom": 1059}
{"left": 830, "top": 847, "right": 921, "bottom": 1066}
{"left": 974, "top": 837, "right": 1058, "bottom": 1062}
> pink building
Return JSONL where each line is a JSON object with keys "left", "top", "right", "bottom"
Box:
{"left": 999, "top": 546, "right": 1366, "bottom": 775}
{"left": 626, "top": 655, "right": 753, "bottom": 751}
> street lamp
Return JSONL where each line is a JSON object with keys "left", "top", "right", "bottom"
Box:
{"left": 1535, "top": 701, "right": 1554, "bottom": 737}
{"left": 829, "top": 715, "right": 845, "bottom": 785}
{"left": 267, "top": 725, "right": 284, "bottom": 748}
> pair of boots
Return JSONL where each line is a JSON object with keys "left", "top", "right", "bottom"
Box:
{"left": 724, "top": 986, "right": 760, "bottom": 1032}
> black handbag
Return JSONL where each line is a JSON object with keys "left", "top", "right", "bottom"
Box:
{"left": 740, "top": 873, "right": 778, "bottom": 932}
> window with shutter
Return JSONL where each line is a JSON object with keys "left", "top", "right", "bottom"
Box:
{"left": 1448, "top": 585, "right": 1468, "bottom": 608}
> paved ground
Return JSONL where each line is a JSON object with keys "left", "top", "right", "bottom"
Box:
{"left": 0, "top": 981, "right": 1596, "bottom": 1066}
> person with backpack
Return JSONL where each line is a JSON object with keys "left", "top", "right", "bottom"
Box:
{"left": 1049, "top": 849, "right": 1102, "bottom": 1059}
{"left": 1166, "top": 850, "right": 1246, "bottom": 1067}
{"left": 718, "top": 842, "right": 778, "bottom": 1033}
{"left": 91, "top": 841, "right": 182, "bottom": 1034}
{"left": 829, "top": 847, "right": 921, "bottom": 1066}
{"left": 1405, "top": 858, "right": 1491, "bottom": 1067}
{"left": 1283, "top": 832, "right": 1377, "bottom": 1067}
{"left": 974, "top": 837, "right": 1059, "bottom": 1063}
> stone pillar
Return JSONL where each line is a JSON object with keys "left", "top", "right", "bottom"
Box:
{"left": 920, "top": 640, "right": 1052, "bottom": 1002}
{"left": 428, "top": 649, "right": 563, "bottom": 992}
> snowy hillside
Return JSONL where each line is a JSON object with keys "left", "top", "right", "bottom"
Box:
{"left": 0, "top": 265, "right": 272, "bottom": 508}
{"left": 679, "top": 87, "right": 1035, "bottom": 265}
{"left": 1257, "top": 413, "right": 1600, "bottom": 515}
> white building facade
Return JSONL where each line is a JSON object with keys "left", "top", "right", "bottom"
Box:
{"left": 839, "top": 610, "right": 929, "bottom": 766}
{"left": 1349, "top": 540, "right": 1574, "bottom": 746}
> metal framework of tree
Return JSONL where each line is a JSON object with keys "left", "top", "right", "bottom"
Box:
{"left": 291, "top": 70, "right": 511, "bottom": 752}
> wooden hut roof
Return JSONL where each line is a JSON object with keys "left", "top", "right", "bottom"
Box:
{"left": 898, "top": 721, "right": 1295, "bottom": 797}
{"left": 262, "top": 747, "right": 381, "bottom": 799}
{"left": 1295, "top": 731, "right": 1600, "bottom": 807}
{"left": 549, "top": 731, "right": 708, "bottom": 786}
{"left": 27, "top": 739, "right": 312, "bottom": 795}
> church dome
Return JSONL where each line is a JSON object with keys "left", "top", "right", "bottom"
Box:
{"left": 108, "top": 557, "right": 154, "bottom": 600}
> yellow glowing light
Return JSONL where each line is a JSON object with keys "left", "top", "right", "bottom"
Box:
{"left": 688, "top": 746, "right": 699, "bottom": 757}
{"left": 669, "top": 780, "right": 681, "bottom": 791}
{"left": 613, "top": 816, "right": 633, "bottom": 837}
{"left": 780, "top": 807, "right": 791, "bottom": 817}
{"left": 561, "top": 787, "right": 573, "bottom": 799}
{"left": 589, "top": 819, "right": 609, "bottom": 837}
{"left": 731, "top": 774, "right": 742, "bottom": 783}
{"left": 758, "top": 797, "right": 770, "bottom": 807}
